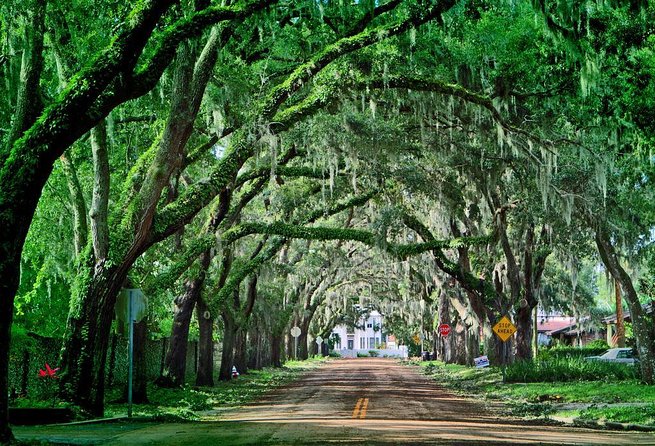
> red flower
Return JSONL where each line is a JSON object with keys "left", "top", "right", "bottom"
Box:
{"left": 38, "top": 363, "right": 59, "bottom": 379}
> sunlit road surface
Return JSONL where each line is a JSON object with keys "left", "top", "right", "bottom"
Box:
{"left": 15, "top": 358, "right": 655, "bottom": 445}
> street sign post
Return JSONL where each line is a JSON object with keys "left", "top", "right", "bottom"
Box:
{"left": 438, "top": 323, "right": 451, "bottom": 337}
{"left": 315, "top": 336, "right": 323, "bottom": 355}
{"left": 492, "top": 316, "right": 516, "bottom": 382}
{"left": 291, "top": 326, "right": 301, "bottom": 360}
{"left": 116, "top": 288, "right": 147, "bottom": 418}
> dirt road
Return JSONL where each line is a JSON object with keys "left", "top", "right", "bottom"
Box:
{"left": 14, "top": 358, "right": 655, "bottom": 445}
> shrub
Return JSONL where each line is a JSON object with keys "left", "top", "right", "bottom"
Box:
{"left": 328, "top": 350, "right": 341, "bottom": 358}
{"left": 368, "top": 350, "right": 379, "bottom": 357}
{"left": 537, "top": 346, "right": 608, "bottom": 361}
{"left": 505, "top": 358, "right": 638, "bottom": 383}
{"left": 356, "top": 352, "right": 369, "bottom": 357}
{"left": 586, "top": 339, "right": 610, "bottom": 350}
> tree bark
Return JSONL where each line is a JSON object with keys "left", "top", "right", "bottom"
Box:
{"left": 219, "top": 311, "right": 237, "bottom": 381}
{"left": 195, "top": 298, "right": 215, "bottom": 386}
{"left": 453, "top": 318, "right": 467, "bottom": 365}
{"left": 156, "top": 280, "right": 202, "bottom": 387}
{"left": 233, "top": 328, "right": 248, "bottom": 374}
{"left": 6, "top": 0, "right": 45, "bottom": 149}
{"left": 1, "top": 9, "right": 46, "bottom": 435}
{"left": 59, "top": 154, "right": 88, "bottom": 257}
{"left": 90, "top": 120, "right": 110, "bottom": 260}
{"left": 59, "top": 262, "right": 127, "bottom": 415}
{"left": 271, "top": 334, "right": 283, "bottom": 367}
{"left": 437, "top": 289, "right": 451, "bottom": 362}
{"left": 515, "top": 304, "right": 533, "bottom": 360}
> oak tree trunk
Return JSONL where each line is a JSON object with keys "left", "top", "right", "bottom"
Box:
{"left": 59, "top": 264, "right": 127, "bottom": 415}
{"left": 271, "top": 334, "right": 283, "bottom": 367}
{"left": 219, "top": 313, "right": 237, "bottom": 381}
{"left": 515, "top": 305, "right": 534, "bottom": 360}
{"left": 156, "top": 283, "right": 200, "bottom": 387}
{"left": 195, "top": 298, "right": 215, "bottom": 387}
{"left": 233, "top": 329, "right": 248, "bottom": 374}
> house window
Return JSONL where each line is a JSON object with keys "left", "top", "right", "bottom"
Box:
{"left": 369, "top": 337, "right": 375, "bottom": 349}
{"left": 366, "top": 323, "right": 373, "bottom": 328}
{"left": 360, "top": 338, "right": 365, "bottom": 349}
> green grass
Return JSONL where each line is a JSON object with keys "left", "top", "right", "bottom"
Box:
{"left": 485, "top": 381, "right": 655, "bottom": 404}
{"left": 414, "top": 359, "right": 655, "bottom": 426}
{"left": 105, "top": 357, "right": 329, "bottom": 421}
{"left": 579, "top": 404, "right": 655, "bottom": 425}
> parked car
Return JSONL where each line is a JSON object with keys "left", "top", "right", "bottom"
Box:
{"left": 584, "top": 347, "right": 638, "bottom": 365}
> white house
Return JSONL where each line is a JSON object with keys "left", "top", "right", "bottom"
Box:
{"left": 331, "top": 310, "right": 407, "bottom": 358}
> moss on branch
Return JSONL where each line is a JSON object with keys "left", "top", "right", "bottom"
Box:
{"left": 235, "top": 166, "right": 335, "bottom": 188}
{"left": 224, "top": 221, "right": 489, "bottom": 258}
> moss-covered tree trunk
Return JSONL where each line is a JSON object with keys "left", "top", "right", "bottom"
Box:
{"left": 59, "top": 28, "right": 225, "bottom": 409}
{"left": 59, "top": 262, "right": 128, "bottom": 415}
{"left": 1, "top": 1, "right": 45, "bottom": 438}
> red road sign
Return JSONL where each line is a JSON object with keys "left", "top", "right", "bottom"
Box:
{"left": 438, "top": 323, "right": 451, "bottom": 337}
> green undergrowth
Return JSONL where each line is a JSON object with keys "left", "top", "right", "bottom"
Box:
{"left": 414, "top": 360, "right": 655, "bottom": 425}
{"left": 105, "top": 357, "right": 329, "bottom": 421}
{"left": 504, "top": 358, "right": 638, "bottom": 382}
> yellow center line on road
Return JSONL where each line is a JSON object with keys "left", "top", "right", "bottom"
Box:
{"left": 352, "top": 398, "right": 370, "bottom": 419}
{"left": 359, "top": 398, "right": 369, "bottom": 419}
{"left": 351, "top": 398, "right": 363, "bottom": 418}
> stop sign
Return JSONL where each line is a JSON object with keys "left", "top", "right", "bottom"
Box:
{"left": 438, "top": 323, "right": 451, "bottom": 337}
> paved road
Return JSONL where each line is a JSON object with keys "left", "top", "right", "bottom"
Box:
{"left": 14, "top": 358, "right": 655, "bottom": 445}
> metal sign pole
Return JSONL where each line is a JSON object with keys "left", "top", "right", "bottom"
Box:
{"left": 294, "top": 337, "right": 298, "bottom": 360}
{"left": 128, "top": 290, "right": 134, "bottom": 418}
{"left": 502, "top": 341, "right": 506, "bottom": 383}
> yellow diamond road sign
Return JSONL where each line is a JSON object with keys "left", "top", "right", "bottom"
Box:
{"left": 493, "top": 316, "right": 517, "bottom": 342}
